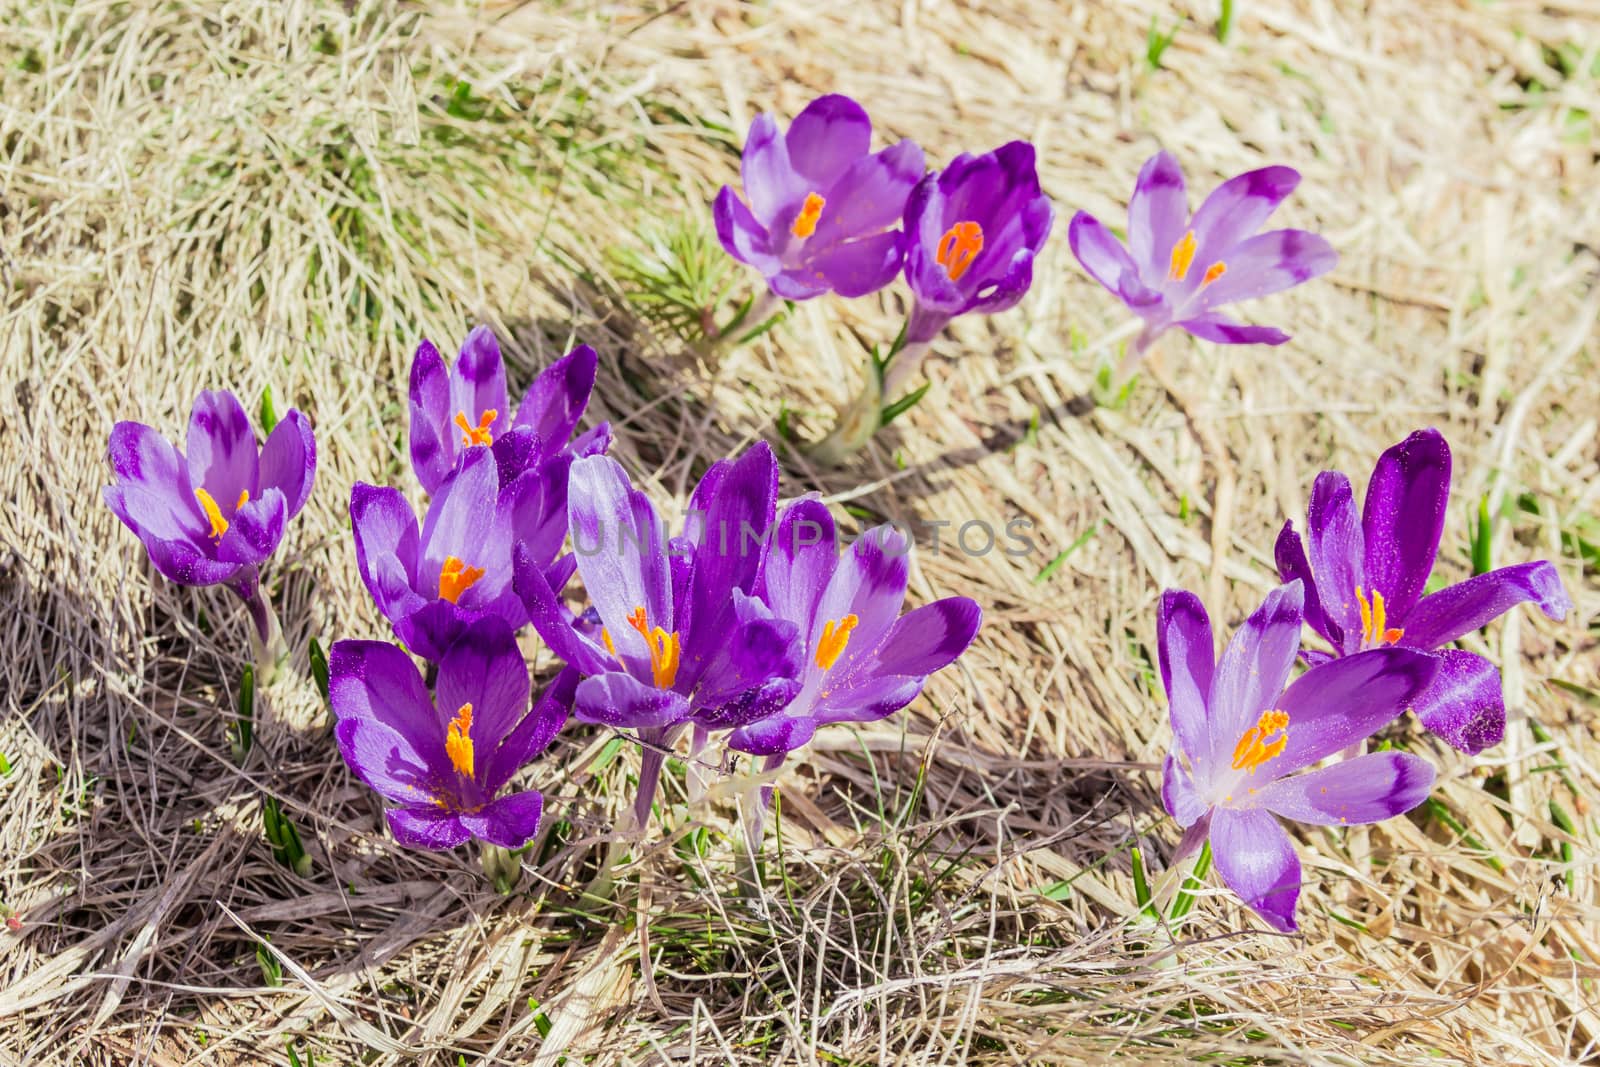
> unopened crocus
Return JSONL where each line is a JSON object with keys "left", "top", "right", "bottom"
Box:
{"left": 714, "top": 94, "right": 924, "bottom": 305}
{"left": 514, "top": 442, "right": 803, "bottom": 826}
{"left": 1275, "top": 428, "right": 1572, "bottom": 754}
{"left": 1159, "top": 582, "right": 1440, "bottom": 932}
{"left": 104, "top": 389, "right": 316, "bottom": 667}
{"left": 330, "top": 618, "right": 574, "bottom": 850}
{"left": 1068, "top": 151, "right": 1337, "bottom": 373}
{"left": 410, "top": 326, "right": 610, "bottom": 495}
{"left": 352, "top": 446, "right": 555, "bottom": 662}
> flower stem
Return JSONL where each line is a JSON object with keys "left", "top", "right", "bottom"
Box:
{"left": 807, "top": 365, "right": 883, "bottom": 466}
{"left": 880, "top": 340, "right": 931, "bottom": 400}
{"left": 480, "top": 843, "right": 521, "bottom": 894}
{"left": 240, "top": 589, "right": 287, "bottom": 687}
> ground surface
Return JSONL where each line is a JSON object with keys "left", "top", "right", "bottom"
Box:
{"left": 2, "top": 1, "right": 1598, "bottom": 1064}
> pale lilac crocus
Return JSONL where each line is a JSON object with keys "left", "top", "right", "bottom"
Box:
{"left": 1276, "top": 428, "right": 1572, "bottom": 754}
{"left": 714, "top": 94, "right": 925, "bottom": 303}
{"left": 1069, "top": 151, "right": 1337, "bottom": 371}
{"left": 104, "top": 389, "right": 316, "bottom": 662}
{"left": 513, "top": 442, "right": 804, "bottom": 826}
{"left": 330, "top": 618, "right": 574, "bottom": 850}
{"left": 409, "top": 326, "right": 610, "bottom": 495}
{"left": 1160, "top": 582, "right": 1440, "bottom": 932}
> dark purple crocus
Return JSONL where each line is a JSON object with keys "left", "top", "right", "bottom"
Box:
{"left": 104, "top": 389, "right": 316, "bottom": 660}
{"left": 728, "top": 496, "right": 981, "bottom": 758}
{"left": 410, "top": 326, "right": 610, "bottom": 495}
{"left": 1068, "top": 151, "right": 1337, "bottom": 369}
{"left": 1275, "top": 428, "right": 1572, "bottom": 755}
{"left": 352, "top": 446, "right": 558, "bottom": 663}
{"left": 513, "top": 442, "right": 804, "bottom": 826}
{"left": 330, "top": 617, "right": 574, "bottom": 850}
{"left": 900, "top": 141, "right": 1054, "bottom": 349}
{"left": 714, "top": 94, "right": 924, "bottom": 301}
{"left": 1159, "top": 582, "right": 1440, "bottom": 932}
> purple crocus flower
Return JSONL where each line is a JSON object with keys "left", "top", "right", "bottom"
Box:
{"left": 104, "top": 389, "right": 316, "bottom": 652}
{"left": 1159, "top": 582, "right": 1440, "bottom": 932}
{"left": 410, "top": 326, "right": 610, "bottom": 495}
{"left": 1068, "top": 151, "right": 1337, "bottom": 368}
{"left": 1275, "top": 428, "right": 1572, "bottom": 754}
{"left": 714, "top": 94, "right": 925, "bottom": 301}
{"left": 728, "top": 497, "right": 982, "bottom": 758}
{"left": 330, "top": 617, "right": 574, "bottom": 850}
{"left": 900, "top": 141, "right": 1054, "bottom": 347}
{"left": 513, "top": 442, "right": 804, "bottom": 826}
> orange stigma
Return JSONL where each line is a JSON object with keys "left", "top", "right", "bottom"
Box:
{"left": 936, "top": 221, "right": 984, "bottom": 282}
{"left": 1200, "top": 261, "right": 1227, "bottom": 286}
{"left": 1231, "top": 710, "right": 1290, "bottom": 774}
{"left": 438, "top": 556, "right": 485, "bottom": 603}
{"left": 815, "top": 614, "right": 859, "bottom": 670}
{"left": 1168, "top": 230, "right": 1197, "bottom": 282}
{"left": 791, "top": 192, "right": 826, "bottom": 239}
{"left": 454, "top": 408, "right": 497, "bottom": 448}
{"left": 194, "top": 487, "right": 248, "bottom": 540}
{"left": 1356, "top": 587, "right": 1404, "bottom": 649}
{"left": 445, "top": 702, "right": 475, "bottom": 778}
{"left": 624, "top": 606, "right": 680, "bottom": 689}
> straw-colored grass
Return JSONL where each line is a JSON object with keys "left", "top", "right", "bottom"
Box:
{"left": 2, "top": 0, "right": 1597, "bottom": 1063}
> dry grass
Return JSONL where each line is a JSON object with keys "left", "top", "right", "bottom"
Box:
{"left": 1, "top": 0, "right": 1598, "bottom": 1063}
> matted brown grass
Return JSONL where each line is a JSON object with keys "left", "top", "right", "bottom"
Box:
{"left": 2, "top": 1, "right": 1597, "bottom": 1064}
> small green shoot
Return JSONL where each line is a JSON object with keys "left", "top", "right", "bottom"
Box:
{"left": 229, "top": 664, "right": 255, "bottom": 765}
{"left": 1217, "top": 0, "right": 1235, "bottom": 43}
{"left": 308, "top": 637, "right": 330, "bottom": 702}
{"left": 1470, "top": 495, "right": 1493, "bottom": 575}
{"left": 255, "top": 937, "right": 283, "bottom": 987}
{"left": 258, "top": 385, "right": 278, "bottom": 434}
{"left": 1034, "top": 520, "right": 1101, "bottom": 585}
{"left": 1146, "top": 16, "right": 1182, "bottom": 69}
{"left": 1167, "top": 840, "right": 1213, "bottom": 922}
{"left": 262, "top": 796, "right": 313, "bottom": 877}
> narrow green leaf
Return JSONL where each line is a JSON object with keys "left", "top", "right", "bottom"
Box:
{"left": 258, "top": 385, "right": 278, "bottom": 434}
{"left": 1130, "top": 844, "right": 1153, "bottom": 913}
{"left": 308, "top": 637, "right": 330, "bottom": 702}
{"left": 1217, "top": 0, "right": 1235, "bottom": 42}
{"left": 879, "top": 381, "right": 930, "bottom": 427}
{"left": 230, "top": 664, "right": 255, "bottom": 764}
{"left": 1471, "top": 495, "right": 1493, "bottom": 575}
{"left": 1034, "top": 521, "right": 1101, "bottom": 585}
{"left": 1168, "top": 840, "right": 1213, "bottom": 921}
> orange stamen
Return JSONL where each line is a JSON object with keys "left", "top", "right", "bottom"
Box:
{"left": 1200, "top": 261, "right": 1227, "bottom": 286}
{"left": 1355, "top": 587, "right": 1404, "bottom": 649}
{"left": 791, "top": 192, "right": 826, "bottom": 239}
{"left": 445, "top": 702, "right": 475, "bottom": 778}
{"left": 439, "top": 556, "right": 485, "bottom": 604}
{"left": 1231, "top": 710, "right": 1290, "bottom": 774}
{"left": 454, "top": 408, "right": 498, "bottom": 448}
{"left": 623, "top": 605, "right": 680, "bottom": 689}
{"left": 1168, "top": 230, "right": 1197, "bottom": 282}
{"left": 935, "top": 221, "right": 984, "bottom": 282}
{"left": 194, "top": 487, "right": 244, "bottom": 540}
{"left": 815, "top": 614, "right": 859, "bottom": 670}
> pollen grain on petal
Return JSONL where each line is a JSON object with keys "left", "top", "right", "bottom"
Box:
{"left": 791, "top": 192, "right": 826, "bottom": 239}
{"left": 815, "top": 614, "right": 859, "bottom": 670}
{"left": 439, "top": 556, "right": 486, "bottom": 603}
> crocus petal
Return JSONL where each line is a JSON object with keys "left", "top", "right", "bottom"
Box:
{"left": 419, "top": 446, "right": 507, "bottom": 605}
{"left": 1126, "top": 151, "right": 1189, "bottom": 281}
{"left": 1067, "top": 211, "right": 1140, "bottom": 298}
{"left": 713, "top": 186, "right": 782, "bottom": 274}
{"left": 1306, "top": 472, "right": 1366, "bottom": 649}
{"left": 783, "top": 94, "right": 872, "bottom": 191}
{"left": 692, "top": 610, "right": 803, "bottom": 729}
{"left": 459, "top": 790, "right": 545, "bottom": 849}
{"left": 1408, "top": 649, "right": 1505, "bottom": 754}
{"left": 186, "top": 390, "right": 259, "bottom": 503}
{"left": 1401, "top": 561, "right": 1572, "bottom": 650}
{"left": 568, "top": 454, "right": 671, "bottom": 674}
{"left": 214, "top": 487, "right": 287, "bottom": 566}
{"left": 447, "top": 325, "right": 510, "bottom": 444}
{"left": 258, "top": 410, "right": 317, "bottom": 519}
{"left": 328, "top": 638, "right": 448, "bottom": 766}
{"left": 757, "top": 497, "right": 838, "bottom": 632}
{"left": 570, "top": 422, "right": 612, "bottom": 459}
{"left": 1188, "top": 165, "right": 1302, "bottom": 257}
{"left": 1157, "top": 589, "right": 1215, "bottom": 763}
{"left": 1193, "top": 230, "right": 1337, "bottom": 310}
{"left": 386, "top": 807, "right": 470, "bottom": 850}
{"left": 728, "top": 715, "right": 818, "bottom": 757}
{"left": 806, "top": 230, "right": 904, "bottom": 298}
{"left": 1207, "top": 581, "right": 1304, "bottom": 769}
{"left": 1209, "top": 806, "right": 1301, "bottom": 932}
{"left": 1161, "top": 754, "right": 1209, "bottom": 828}
{"left": 902, "top": 172, "right": 964, "bottom": 312}
{"left": 409, "top": 339, "right": 455, "bottom": 494}
{"left": 105, "top": 421, "right": 209, "bottom": 543}
{"left": 1257, "top": 751, "right": 1435, "bottom": 826}
{"left": 808, "top": 526, "right": 911, "bottom": 678}
{"left": 120, "top": 528, "right": 239, "bottom": 587}
{"left": 810, "top": 139, "right": 924, "bottom": 243}
{"left": 392, "top": 599, "right": 471, "bottom": 665}
{"left": 1273, "top": 521, "right": 1338, "bottom": 648}
{"left": 1359, "top": 429, "right": 1451, "bottom": 623}
{"left": 513, "top": 343, "right": 598, "bottom": 453}
{"left": 742, "top": 113, "right": 805, "bottom": 228}
{"left": 511, "top": 543, "right": 613, "bottom": 676}
{"left": 334, "top": 716, "right": 436, "bottom": 805}
{"left": 574, "top": 671, "right": 691, "bottom": 730}
{"left": 814, "top": 672, "right": 926, "bottom": 724}
{"left": 1273, "top": 647, "right": 1439, "bottom": 775}
{"left": 963, "top": 244, "right": 1040, "bottom": 316}
{"left": 867, "top": 597, "right": 982, "bottom": 677}
{"left": 434, "top": 617, "right": 530, "bottom": 759}
{"left": 767, "top": 269, "right": 832, "bottom": 301}
{"left": 349, "top": 483, "right": 425, "bottom": 626}
{"left": 1176, "top": 312, "right": 1290, "bottom": 346}
{"left": 485, "top": 665, "right": 577, "bottom": 790}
